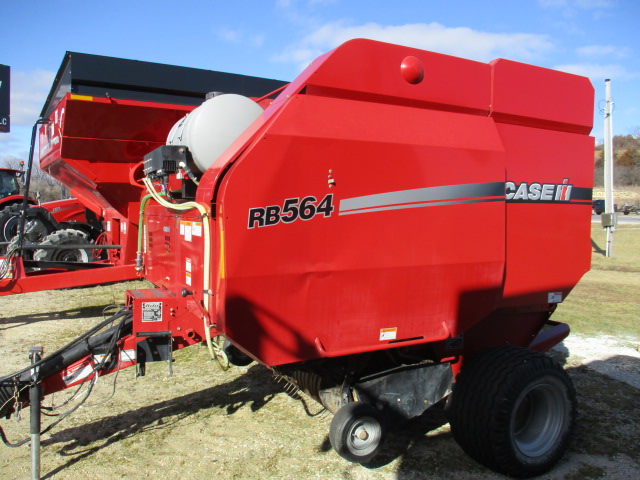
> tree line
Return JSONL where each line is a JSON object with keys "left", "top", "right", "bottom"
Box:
{"left": 594, "top": 129, "right": 640, "bottom": 187}
{"left": 1, "top": 154, "right": 69, "bottom": 203}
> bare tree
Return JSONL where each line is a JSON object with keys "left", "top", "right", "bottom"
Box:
{"left": 1, "top": 154, "right": 69, "bottom": 202}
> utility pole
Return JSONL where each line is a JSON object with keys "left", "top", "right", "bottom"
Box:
{"left": 602, "top": 79, "right": 616, "bottom": 257}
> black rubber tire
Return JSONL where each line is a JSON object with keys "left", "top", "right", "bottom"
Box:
{"left": 33, "top": 228, "right": 96, "bottom": 263}
{"left": 0, "top": 205, "right": 22, "bottom": 247}
{"left": 329, "top": 402, "right": 385, "bottom": 464}
{"left": 448, "top": 345, "right": 576, "bottom": 478}
{"left": 222, "top": 339, "right": 253, "bottom": 367}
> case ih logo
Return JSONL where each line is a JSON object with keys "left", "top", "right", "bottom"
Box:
{"left": 505, "top": 179, "right": 572, "bottom": 202}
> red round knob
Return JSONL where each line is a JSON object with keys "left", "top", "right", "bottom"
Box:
{"left": 401, "top": 56, "right": 424, "bottom": 84}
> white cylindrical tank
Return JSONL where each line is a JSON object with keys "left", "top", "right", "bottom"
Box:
{"left": 167, "top": 93, "right": 263, "bottom": 174}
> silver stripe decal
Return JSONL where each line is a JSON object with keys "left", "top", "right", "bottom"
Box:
{"left": 339, "top": 182, "right": 504, "bottom": 215}
{"left": 339, "top": 197, "right": 504, "bottom": 215}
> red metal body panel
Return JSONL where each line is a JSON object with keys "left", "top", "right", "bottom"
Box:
{"left": 137, "top": 39, "right": 593, "bottom": 367}
{"left": 217, "top": 96, "right": 506, "bottom": 365}
{"left": 39, "top": 94, "right": 193, "bottom": 219}
{"left": 0, "top": 261, "right": 136, "bottom": 296}
{"left": 40, "top": 197, "right": 87, "bottom": 223}
{"left": 127, "top": 288, "right": 204, "bottom": 346}
{"left": 0, "top": 194, "right": 32, "bottom": 206}
{"left": 143, "top": 205, "right": 207, "bottom": 294}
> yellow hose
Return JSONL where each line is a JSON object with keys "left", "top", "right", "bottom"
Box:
{"left": 141, "top": 178, "right": 223, "bottom": 364}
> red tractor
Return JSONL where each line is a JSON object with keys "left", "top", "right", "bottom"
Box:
{"left": 0, "top": 166, "right": 91, "bottom": 255}
{"left": 0, "top": 167, "right": 23, "bottom": 205}
{"left": 0, "top": 40, "right": 594, "bottom": 478}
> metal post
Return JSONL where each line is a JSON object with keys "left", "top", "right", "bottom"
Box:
{"left": 16, "top": 119, "right": 48, "bottom": 255}
{"left": 29, "top": 346, "right": 43, "bottom": 480}
{"left": 602, "top": 79, "right": 615, "bottom": 257}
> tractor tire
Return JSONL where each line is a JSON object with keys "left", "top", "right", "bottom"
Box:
{"left": 0, "top": 205, "right": 22, "bottom": 250}
{"left": 447, "top": 345, "right": 576, "bottom": 478}
{"left": 33, "top": 229, "right": 97, "bottom": 263}
{"left": 330, "top": 401, "right": 386, "bottom": 464}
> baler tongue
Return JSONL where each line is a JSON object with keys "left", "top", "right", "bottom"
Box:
{"left": 0, "top": 310, "right": 133, "bottom": 425}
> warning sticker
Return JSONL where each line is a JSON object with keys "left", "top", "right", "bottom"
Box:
{"left": 184, "top": 222, "right": 193, "bottom": 242}
{"left": 380, "top": 327, "right": 397, "bottom": 341}
{"left": 192, "top": 222, "right": 203, "bottom": 237}
{"left": 120, "top": 349, "right": 136, "bottom": 363}
{"left": 62, "top": 358, "right": 94, "bottom": 386}
{"left": 142, "top": 301, "right": 163, "bottom": 322}
{"left": 0, "top": 257, "right": 13, "bottom": 280}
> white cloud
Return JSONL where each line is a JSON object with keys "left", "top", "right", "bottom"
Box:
{"left": 217, "top": 27, "right": 242, "bottom": 43}
{"left": 274, "top": 22, "right": 554, "bottom": 70}
{"left": 553, "top": 63, "right": 638, "bottom": 81}
{"left": 10, "top": 70, "right": 55, "bottom": 127}
{"left": 577, "top": 45, "right": 632, "bottom": 59}
{"left": 215, "top": 27, "right": 265, "bottom": 48}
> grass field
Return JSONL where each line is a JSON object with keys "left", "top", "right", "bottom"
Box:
{"left": 553, "top": 224, "right": 640, "bottom": 339}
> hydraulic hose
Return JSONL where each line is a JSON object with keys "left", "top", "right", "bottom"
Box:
{"left": 0, "top": 310, "right": 132, "bottom": 446}
{"left": 16, "top": 119, "right": 49, "bottom": 254}
{"left": 141, "top": 178, "right": 217, "bottom": 360}
{"left": 136, "top": 191, "right": 166, "bottom": 272}
{"left": 0, "top": 309, "right": 132, "bottom": 420}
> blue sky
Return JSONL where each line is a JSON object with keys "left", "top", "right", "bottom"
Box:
{"left": 1, "top": 0, "right": 638, "bottom": 161}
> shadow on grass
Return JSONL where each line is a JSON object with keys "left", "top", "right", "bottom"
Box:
{"left": 0, "top": 305, "right": 110, "bottom": 331}
{"left": 591, "top": 237, "right": 606, "bottom": 256}
{"left": 40, "top": 364, "right": 279, "bottom": 479}
{"left": 30, "top": 359, "right": 640, "bottom": 479}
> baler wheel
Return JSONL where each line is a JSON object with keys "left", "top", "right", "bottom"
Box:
{"left": 329, "top": 401, "right": 385, "bottom": 464}
{"left": 447, "top": 345, "right": 576, "bottom": 478}
{"left": 33, "top": 229, "right": 96, "bottom": 263}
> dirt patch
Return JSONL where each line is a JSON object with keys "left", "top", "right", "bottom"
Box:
{"left": 1, "top": 283, "right": 639, "bottom": 479}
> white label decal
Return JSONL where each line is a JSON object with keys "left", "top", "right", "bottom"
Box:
{"left": 380, "top": 327, "right": 397, "bottom": 341}
{"left": 142, "top": 302, "right": 163, "bottom": 322}
{"left": 62, "top": 359, "right": 93, "bottom": 385}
